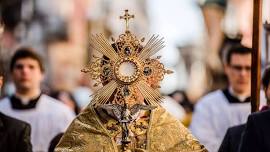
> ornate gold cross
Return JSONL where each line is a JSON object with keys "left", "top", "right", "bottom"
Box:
{"left": 120, "top": 10, "right": 134, "bottom": 31}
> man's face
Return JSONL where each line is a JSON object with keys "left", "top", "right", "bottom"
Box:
{"left": 11, "top": 58, "right": 44, "bottom": 92}
{"left": 224, "top": 53, "right": 251, "bottom": 95}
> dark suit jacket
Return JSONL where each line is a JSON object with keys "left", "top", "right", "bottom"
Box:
{"left": 218, "top": 124, "right": 246, "bottom": 152}
{"left": 239, "top": 110, "right": 270, "bottom": 152}
{"left": 48, "top": 133, "right": 63, "bottom": 152}
{"left": 0, "top": 112, "right": 32, "bottom": 152}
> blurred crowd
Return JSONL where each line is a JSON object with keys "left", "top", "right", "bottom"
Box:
{"left": 1, "top": 0, "right": 270, "bottom": 152}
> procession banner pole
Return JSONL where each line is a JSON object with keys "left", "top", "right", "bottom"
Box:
{"left": 251, "top": 0, "right": 262, "bottom": 112}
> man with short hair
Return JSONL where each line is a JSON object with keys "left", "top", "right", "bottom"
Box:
{"left": 238, "top": 66, "right": 270, "bottom": 152}
{"left": 0, "top": 48, "right": 75, "bottom": 151}
{"left": 190, "top": 44, "right": 252, "bottom": 152}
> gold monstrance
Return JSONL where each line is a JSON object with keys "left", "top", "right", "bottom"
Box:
{"left": 82, "top": 10, "right": 172, "bottom": 108}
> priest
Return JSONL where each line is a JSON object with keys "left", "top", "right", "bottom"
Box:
{"left": 56, "top": 10, "right": 207, "bottom": 152}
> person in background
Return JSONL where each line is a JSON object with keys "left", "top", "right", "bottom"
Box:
{"left": 0, "top": 48, "right": 75, "bottom": 151}
{"left": 0, "top": 75, "right": 32, "bottom": 152}
{"left": 169, "top": 90, "right": 194, "bottom": 126}
{"left": 218, "top": 66, "right": 270, "bottom": 152}
{"left": 238, "top": 66, "right": 270, "bottom": 152}
{"left": 50, "top": 90, "right": 80, "bottom": 115}
{"left": 259, "top": 65, "right": 270, "bottom": 111}
{"left": 190, "top": 44, "right": 252, "bottom": 152}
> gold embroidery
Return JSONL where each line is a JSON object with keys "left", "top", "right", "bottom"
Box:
{"left": 55, "top": 107, "right": 208, "bottom": 152}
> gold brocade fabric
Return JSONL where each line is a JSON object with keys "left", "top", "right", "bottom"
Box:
{"left": 100, "top": 109, "right": 150, "bottom": 150}
{"left": 55, "top": 106, "right": 207, "bottom": 152}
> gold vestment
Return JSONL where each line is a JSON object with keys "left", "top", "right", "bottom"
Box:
{"left": 55, "top": 106, "right": 207, "bottom": 152}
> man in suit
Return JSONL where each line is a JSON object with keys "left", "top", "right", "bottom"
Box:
{"left": 218, "top": 124, "right": 245, "bottom": 152}
{"left": 238, "top": 110, "right": 270, "bottom": 152}
{"left": 238, "top": 66, "right": 270, "bottom": 152}
{"left": 0, "top": 112, "right": 32, "bottom": 152}
{"left": 0, "top": 76, "right": 32, "bottom": 152}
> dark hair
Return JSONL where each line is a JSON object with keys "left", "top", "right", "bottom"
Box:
{"left": 168, "top": 90, "right": 194, "bottom": 112}
{"left": 50, "top": 90, "right": 80, "bottom": 115}
{"left": 225, "top": 44, "right": 252, "bottom": 64}
{"left": 262, "top": 66, "right": 270, "bottom": 88}
{"left": 1, "top": 0, "right": 22, "bottom": 31}
{"left": 10, "top": 47, "right": 45, "bottom": 72}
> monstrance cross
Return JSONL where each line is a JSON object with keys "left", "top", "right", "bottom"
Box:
{"left": 120, "top": 10, "right": 134, "bottom": 31}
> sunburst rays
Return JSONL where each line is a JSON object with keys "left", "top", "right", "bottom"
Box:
{"left": 91, "top": 80, "right": 118, "bottom": 106}
{"left": 138, "top": 35, "right": 165, "bottom": 60}
{"left": 88, "top": 33, "right": 168, "bottom": 107}
{"left": 136, "top": 81, "right": 163, "bottom": 106}
{"left": 89, "top": 34, "right": 119, "bottom": 61}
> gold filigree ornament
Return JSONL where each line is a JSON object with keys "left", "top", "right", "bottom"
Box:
{"left": 104, "top": 119, "right": 121, "bottom": 137}
{"left": 130, "top": 119, "right": 148, "bottom": 136}
{"left": 82, "top": 10, "right": 173, "bottom": 107}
